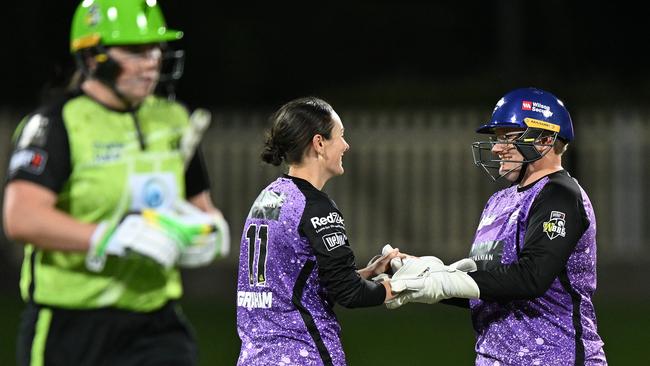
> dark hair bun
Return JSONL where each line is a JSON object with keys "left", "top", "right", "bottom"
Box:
{"left": 261, "top": 134, "right": 284, "bottom": 166}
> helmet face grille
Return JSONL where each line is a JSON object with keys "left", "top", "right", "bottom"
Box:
{"left": 471, "top": 128, "right": 557, "bottom": 182}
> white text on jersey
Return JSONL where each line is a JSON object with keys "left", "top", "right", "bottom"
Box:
{"left": 237, "top": 291, "right": 273, "bottom": 309}
{"left": 322, "top": 232, "right": 347, "bottom": 251}
{"left": 310, "top": 212, "right": 344, "bottom": 228}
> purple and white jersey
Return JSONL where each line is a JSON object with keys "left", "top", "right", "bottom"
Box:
{"left": 236, "top": 175, "right": 385, "bottom": 366}
{"left": 468, "top": 170, "right": 606, "bottom": 365}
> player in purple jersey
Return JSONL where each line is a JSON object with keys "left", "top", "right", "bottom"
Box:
{"left": 236, "top": 97, "right": 405, "bottom": 366}
{"left": 388, "top": 88, "right": 607, "bottom": 365}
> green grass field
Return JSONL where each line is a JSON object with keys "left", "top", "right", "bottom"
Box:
{"left": 1, "top": 296, "right": 646, "bottom": 365}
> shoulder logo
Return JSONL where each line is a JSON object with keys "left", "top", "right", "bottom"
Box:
{"left": 9, "top": 148, "right": 48, "bottom": 176}
{"left": 322, "top": 232, "right": 347, "bottom": 251}
{"left": 248, "top": 190, "right": 285, "bottom": 220}
{"left": 543, "top": 211, "right": 566, "bottom": 240}
{"left": 17, "top": 114, "right": 50, "bottom": 149}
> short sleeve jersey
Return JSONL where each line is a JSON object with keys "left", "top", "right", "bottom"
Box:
{"left": 5, "top": 92, "right": 210, "bottom": 312}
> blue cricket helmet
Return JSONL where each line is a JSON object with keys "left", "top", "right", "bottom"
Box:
{"left": 477, "top": 87, "right": 574, "bottom": 142}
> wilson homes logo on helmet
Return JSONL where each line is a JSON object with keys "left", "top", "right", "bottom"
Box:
{"left": 70, "top": 0, "right": 183, "bottom": 52}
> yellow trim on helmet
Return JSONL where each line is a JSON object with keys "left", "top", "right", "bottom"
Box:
{"left": 71, "top": 34, "right": 101, "bottom": 51}
{"left": 524, "top": 118, "right": 560, "bottom": 133}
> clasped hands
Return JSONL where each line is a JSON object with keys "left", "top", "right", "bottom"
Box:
{"left": 366, "top": 245, "right": 480, "bottom": 309}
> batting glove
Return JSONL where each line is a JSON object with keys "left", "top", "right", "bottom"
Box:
{"left": 86, "top": 213, "right": 187, "bottom": 272}
{"left": 170, "top": 200, "right": 230, "bottom": 268}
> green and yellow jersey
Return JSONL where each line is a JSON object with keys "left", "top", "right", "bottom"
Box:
{"left": 7, "top": 92, "right": 210, "bottom": 312}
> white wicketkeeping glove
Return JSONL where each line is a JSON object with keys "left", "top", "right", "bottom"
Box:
{"left": 169, "top": 200, "right": 231, "bottom": 268}
{"left": 386, "top": 257, "right": 480, "bottom": 309}
{"left": 86, "top": 213, "right": 185, "bottom": 272}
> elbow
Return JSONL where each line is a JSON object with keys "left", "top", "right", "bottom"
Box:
{"left": 332, "top": 288, "right": 365, "bottom": 309}
{"left": 3, "top": 211, "right": 29, "bottom": 242}
{"left": 3, "top": 203, "right": 33, "bottom": 243}
{"left": 337, "top": 297, "right": 361, "bottom": 309}
{"left": 3, "top": 181, "right": 58, "bottom": 244}
{"left": 333, "top": 291, "right": 356, "bottom": 308}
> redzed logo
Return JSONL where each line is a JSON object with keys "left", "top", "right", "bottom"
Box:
{"left": 522, "top": 101, "right": 532, "bottom": 110}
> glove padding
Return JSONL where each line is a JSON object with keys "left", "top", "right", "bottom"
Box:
{"left": 86, "top": 200, "right": 229, "bottom": 271}
{"left": 87, "top": 214, "right": 185, "bottom": 271}
{"left": 386, "top": 257, "right": 480, "bottom": 309}
{"left": 169, "top": 200, "right": 230, "bottom": 268}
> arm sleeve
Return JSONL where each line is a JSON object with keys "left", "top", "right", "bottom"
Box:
{"left": 184, "top": 147, "right": 211, "bottom": 199}
{"left": 299, "top": 201, "right": 386, "bottom": 308}
{"left": 469, "top": 182, "right": 589, "bottom": 301}
{"left": 440, "top": 298, "right": 470, "bottom": 308}
{"left": 6, "top": 113, "right": 71, "bottom": 193}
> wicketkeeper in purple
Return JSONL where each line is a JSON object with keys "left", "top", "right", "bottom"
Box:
{"left": 388, "top": 88, "right": 607, "bottom": 366}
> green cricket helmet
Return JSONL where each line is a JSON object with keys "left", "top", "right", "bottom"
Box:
{"left": 70, "top": 0, "right": 183, "bottom": 52}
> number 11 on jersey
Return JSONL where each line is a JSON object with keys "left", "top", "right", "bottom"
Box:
{"left": 246, "top": 224, "right": 269, "bottom": 286}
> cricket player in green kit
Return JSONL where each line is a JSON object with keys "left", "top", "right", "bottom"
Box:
{"left": 3, "top": 1, "right": 229, "bottom": 365}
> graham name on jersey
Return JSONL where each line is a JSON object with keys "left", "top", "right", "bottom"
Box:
{"left": 237, "top": 291, "right": 273, "bottom": 309}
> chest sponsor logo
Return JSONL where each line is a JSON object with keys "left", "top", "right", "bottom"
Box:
{"left": 311, "top": 212, "right": 344, "bottom": 229}
{"left": 322, "top": 231, "right": 347, "bottom": 251}
{"left": 543, "top": 211, "right": 566, "bottom": 240}
{"left": 9, "top": 148, "right": 48, "bottom": 176}
{"left": 469, "top": 240, "right": 504, "bottom": 271}
{"left": 237, "top": 291, "right": 273, "bottom": 309}
{"left": 93, "top": 141, "right": 125, "bottom": 162}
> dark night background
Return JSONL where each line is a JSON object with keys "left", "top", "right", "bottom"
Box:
{"left": 1, "top": 1, "right": 649, "bottom": 364}
{"left": 3, "top": 1, "right": 650, "bottom": 109}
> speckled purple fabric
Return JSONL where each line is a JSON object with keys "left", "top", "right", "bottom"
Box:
{"left": 236, "top": 177, "right": 346, "bottom": 366}
{"left": 470, "top": 177, "right": 606, "bottom": 366}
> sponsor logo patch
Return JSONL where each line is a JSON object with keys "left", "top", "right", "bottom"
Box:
{"left": 93, "top": 141, "right": 125, "bottom": 162}
{"left": 310, "top": 212, "right": 345, "bottom": 228}
{"left": 543, "top": 211, "right": 566, "bottom": 240}
{"left": 9, "top": 148, "right": 48, "bottom": 175}
{"left": 469, "top": 240, "right": 504, "bottom": 271}
{"left": 522, "top": 100, "right": 554, "bottom": 118}
{"left": 248, "top": 190, "right": 285, "bottom": 220}
{"left": 129, "top": 173, "right": 178, "bottom": 211}
{"left": 322, "top": 231, "right": 347, "bottom": 251}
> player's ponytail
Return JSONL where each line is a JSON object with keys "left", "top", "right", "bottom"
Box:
{"left": 261, "top": 135, "right": 285, "bottom": 166}
{"left": 261, "top": 97, "right": 335, "bottom": 166}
